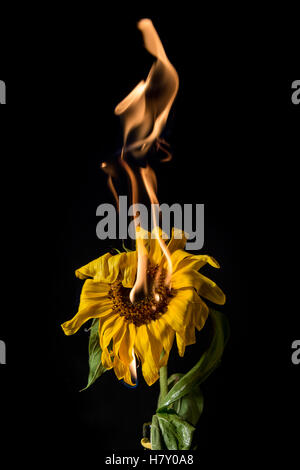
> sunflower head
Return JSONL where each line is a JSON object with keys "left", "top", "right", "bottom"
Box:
{"left": 61, "top": 228, "right": 225, "bottom": 386}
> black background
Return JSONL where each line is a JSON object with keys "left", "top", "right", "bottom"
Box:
{"left": 0, "top": 6, "right": 299, "bottom": 467}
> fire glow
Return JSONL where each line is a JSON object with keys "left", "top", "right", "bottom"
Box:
{"left": 114, "top": 18, "right": 179, "bottom": 309}
{"left": 102, "top": 18, "right": 179, "bottom": 383}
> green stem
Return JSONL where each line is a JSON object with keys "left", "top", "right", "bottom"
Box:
{"left": 159, "top": 364, "right": 168, "bottom": 402}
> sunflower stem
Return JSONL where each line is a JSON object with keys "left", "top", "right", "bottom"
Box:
{"left": 159, "top": 365, "right": 168, "bottom": 402}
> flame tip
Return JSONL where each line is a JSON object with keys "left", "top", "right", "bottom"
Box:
{"left": 137, "top": 18, "right": 152, "bottom": 27}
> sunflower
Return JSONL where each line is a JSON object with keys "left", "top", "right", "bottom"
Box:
{"left": 61, "top": 228, "right": 225, "bottom": 386}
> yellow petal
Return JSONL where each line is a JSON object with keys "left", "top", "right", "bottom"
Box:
{"left": 167, "top": 249, "right": 191, "bottom": 272}
{"left": 145, "top": 325, "right": 163, "bottom": 369}
{"left": 113, "top": 355, "right": 126, "bottom": 380}
{"left": 75, "top": 253, "right": 112, "bottom": 280}
{"left": 121, "top": 251, "right": 138, "bottom": 288}
{"left": 77, "top": 280, "right": 110, "bottom": 310}
{"left": 111, "top": 323, "right": 137, "bottom": 387}
{"left": 99, "top": 314, "right": 124, "bottom": 350}
{"left": 166, "top": 288, "right": 209, "bottom": 356}
{"left": 112, "top": 321, "right": 128, "bottom": 358}
{"left": 147, "top": 318, "right": 175, "bottom": 367}
{"left": 175, "top": 325, "right": 197, "bottom": 357}
{"left": 123, "top": 366, "right": 136, "bottom": 387}
{"left": 134, "top": 325, "right": 160, "bottom": 386}
{"left": 61, "top": 305, "right": 112, "bottom": 336}
{"left": 192, "top": 297, "right": 209, "bottom": 331}
{"left": 61, "top": 280, "right": 113, "bottom": 335}
{"left": 149, "top": 236, "right": 162, "bottom": 265}
{"left": 149, "top": 227, "right": 168, "bottom": 265}
{"left": 118, "top": 322, "right": 136, "bottom": 365}
{"left": 141, "top": 438, "right": 152, "bottom": 449}
{"left": 171, "top": 269, "right": 203, "bottom": 291}
{"left": 170, "top": 249, "right": 220, "bottom": 273}
{"left": 75, "top": 252, "right": 127, "bottom": 284}
{"left": 167, "top": 227, "right": 187, "bottom": 254}
{"left": 179, "top": 253, "right": 220, "bottom": 271}
{"left": 176, "top": 332, "right": 186, "bottom": 357}
{"left": 163, "top": 288, "right": 195, "bottom": 334}
{"left": 171, "top": 269, "right": 225, "bottom": 305}
{"left": 101, "top": 347, "right": 114, "bottom": 369}
{"left": 197, "top": 273, "right": 226, "bottom": 305}
{"left": 113, "top": 351, "right": 136, "bottom": 387}
{"left": 105, "top": 253, "right": 128, "bottom": 283}
{"left": 164, "top": 288, "right": 208, "bottom": 340}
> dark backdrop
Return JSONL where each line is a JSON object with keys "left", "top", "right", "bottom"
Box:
{"left": 0, "top": 7, "right": 299, "bottom": 467}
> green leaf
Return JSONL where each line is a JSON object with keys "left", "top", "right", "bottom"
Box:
{"left": 80, "top": 319, "right": 106, "bottom": 391}
{"left": 158, "top": 309, "right": 230, "bottom": 409}
{"left": 150, "top": 415, "right": 163, "bottom": 450}
{"left": 155, "top": 412, "right": 195, "bottom": 450}
{"left": 158, "top": 373, "right": 204, "bottom": 427}
{"left": 173, "top": 385, "right": 204, "bottom": 427}
{"left": 151, "top": 310, "right": 229, "bottom": 449}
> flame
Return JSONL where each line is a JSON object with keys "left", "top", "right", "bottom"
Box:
{"left": 119, "top": 154, "right": 149, "bottom": 303}
{"left": 140, "top": 165, "right": 173, "bottom": 288}
{"left": 101, "top": 162, "right": 119, "bottom": 211}
{"left": 114, "top": 18, "right": 178, "bottom": 303}
{"left": 114, "top": 18, "right": 179, "bottom": 157}
{"left": 129, "top": 233, "right": 148, "bottom": 303}
{"left": 129, "top": 350, "right": 137, "bottom": 384}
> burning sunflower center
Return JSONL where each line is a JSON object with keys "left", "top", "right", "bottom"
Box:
{"left": 108, "top": 264, "right": 176, "bottom": 326}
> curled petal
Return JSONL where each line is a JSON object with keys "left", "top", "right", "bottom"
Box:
{"left": 170, "top": 249, "right": 220, "bottom": 273}
{"left": 75, "top": 252, "right": 127, "bottom": 284}
{"left": 134, "top": 325, "right": 160, "bottom": 386}
{"left": 167, "top": 227, "right": 187, "bottom": 254}
{"left": 163, "top": 288, "right": 195, "bottom": 334}
{"left": 61, "top": 306, "right": 113, "bottom": 336}
{"left": 113, "top": 355, "right": 136, "bottom": 386}
{"left": 149, "top": 227, "right": 168, "bottom": 265}
{"left": 118, "top": 322, "right": 136, "bottom": 366}
{"left": 163, "top": 288, "right": 209, "bottom": 357}
{"left": 61, "top": 280, "right": 113, "bottom": 335}
{"left": 121, "top": 251, "right": 138, "bottom": 288}
{"left": 147, "top": 318, "right": 175, "bottom": 368}
{"left": 105, "top": 253, "right": 127, "bottom": 283}
{"left": 75, "top": 253, "right": 112, "bottom": 280}
{"left": 197, "top": 273, "right": 226, "bottom": 305}
{"left": 99, "top": 315, "right": 124, "bottom": 350}
{"left": 171, "top": 269, "right": 203, "bottom": 291}
{"left": 77, "top": 280, "right": 110, "bottom": 310}
{"left": 176, "top": 329, "right": 195, "bottom": 357}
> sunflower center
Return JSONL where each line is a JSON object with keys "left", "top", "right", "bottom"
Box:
{"left": 108, "top": 264, "right": 176, "bottom": 326}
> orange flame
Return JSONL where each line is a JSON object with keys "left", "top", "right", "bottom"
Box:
{"left": 114, "top": 18, "right": 178, "bottom": 303}
{"left": 129, "top": 350, "right": 137, "bottom": 384}
{"left": 129, "top": 232, "right": 148, "bottom": 303}
{"left": 140, "top": 165, "right": 173, "bottom": 288}
{"left": 119, "top": 153, "right": 149, "bottom": 302}
{"left": 114, "top": 18, "right": 179, "bottom": 157}
{"left": 101, "top": 162, "right": 120, "bottom": 211}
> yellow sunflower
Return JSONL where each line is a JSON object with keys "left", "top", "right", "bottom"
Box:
{"left": 61, "top": 228, "right": 225, "bottom": 386}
